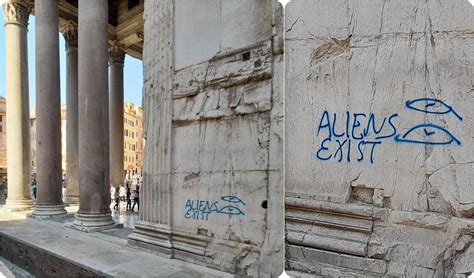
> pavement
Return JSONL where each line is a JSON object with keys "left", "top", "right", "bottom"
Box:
{"left": 0, "top": 204, "right": 232, "bottom": 278}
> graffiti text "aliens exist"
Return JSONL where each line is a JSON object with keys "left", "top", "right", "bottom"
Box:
{"left": 316, "top": 98, "right": 463, "bottom": 164}
{"left": 184, "top": 195, "right": 246, "bottom": 220}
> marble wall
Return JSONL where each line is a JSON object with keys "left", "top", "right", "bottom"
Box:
{"left": 285, "top": 0, "right": 474, "bottom": 276}
{"left": 129, "top": 0, "right": 474, "bottom": 276}
{"left": 129, "top": 1, "right": 284, "bottom": 276}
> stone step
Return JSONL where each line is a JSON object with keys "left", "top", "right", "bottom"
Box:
{"left": 0, "top": 232, "right": 107, "bottom": 277}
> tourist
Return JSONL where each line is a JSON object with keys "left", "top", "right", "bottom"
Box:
{"left": 131, "top": 186, "right": 139, "bottom": 211}
{"left": 126, "top": 184, "right": 132, "bottom": 211}
{"left": 119, "top": 184, "right": 126, "bottom": 202}
{"left": 131, "top": 172, "right": 139, "bottom": 190}
{"left": 113, "top": 187, "right": 120, "bottom": 211}
{"left": 62, "top": 182, "right": 67, "bottom": 203}
{"left": 31, "top": 178, "right": 37, "bottom": 200}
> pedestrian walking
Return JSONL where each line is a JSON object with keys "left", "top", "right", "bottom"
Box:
{"left": 126, "top": 184, "right": 132, "bottom": 211}
{"left": 31, "top": 178, "right": 37, "bottom": 200}
{"left": 113, "top": 187, "right": 120, "bottom": 210}
{"left": 132, "top": 186, "right": 139, "bottom": 211}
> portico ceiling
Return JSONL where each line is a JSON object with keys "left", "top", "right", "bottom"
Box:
{"left": 25, "top": 0, "right": 144, "bottom": 60}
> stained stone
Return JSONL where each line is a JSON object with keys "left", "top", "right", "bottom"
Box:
{"left": 2, "top": 0, "right": 33, "bottom": 212}
{"left": 285, "top": 0, "right": 474, "bottom": 276}
{"left": 128, "top": 1, "right": 284, "bottom": 277}
{"left": 72, "top": 0, "right": 115, "bottom": 231}
{"left": 32, "top": 0, "right": 67, "bottom": 218}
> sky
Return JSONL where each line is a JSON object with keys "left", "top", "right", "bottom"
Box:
{"left": 0, "top": 13, "right": 144, "bottom": 111}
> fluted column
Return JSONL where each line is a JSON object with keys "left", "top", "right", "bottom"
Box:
{"left": 2, "top": 0, "right": 33, "bottom": 211}
{"left": 128, "top": 0, "right": 173, "bottom": 252}
{"left": 72, "top": 0, "right": 115, "bottom": 231}
{"left": 60, "top": 21, "right": 79, "bottom": 205}
{"left": 32, "top": 0, "right": 67, "bottom": 217}
{"left": 108, "top": 40, "right": 125, "bottom": 188}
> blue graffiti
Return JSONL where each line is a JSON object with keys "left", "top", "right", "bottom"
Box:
{"left": 406, "top": 98, "right": 463, "bottom": 121}
{"left": 315, "top": 98, "right": 462, "bottom": 164}
{"left": 316, "top": 111, "right": 398, "bottom": 163}
{"left": 219, "top": 205, "right": 245, "bottom": 216}
{"left": 184, "top": 195, "right": 246, "bottom": 220}
{"left": 394, "top": 123, "right": 461, "bottom": 145}
{"left": 221, "top": 195, "right": 246, "bottom": 205}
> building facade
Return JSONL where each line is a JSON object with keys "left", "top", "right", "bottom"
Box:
{"left": 123, "top": 101, "right": 143, "bottom": 176}
{"left": 0, "top": 96, "right": 6, "bottom": 183}
{"left": 29, "top": 110, "right": 36, "bottom": 174}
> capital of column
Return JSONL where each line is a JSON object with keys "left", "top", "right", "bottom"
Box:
{"left": 60, "top": 20, "right": 78, "bottom": 49}
{"left": 108, "top": 40, "right": 126, "bottom": 65}
{"left": 2, "top": 1, "right": 31, "bottom": 28}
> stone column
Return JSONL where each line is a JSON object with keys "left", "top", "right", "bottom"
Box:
{"left": 128, "top": 0, "right": 173, "bottom": 253}
{"left": 108, "top": 40, "right": 125, "bottom": 188}
{"left": 32, "top": 0, "right": 67, "bottom": 217}
{"left": 72, "top": 0, "right": 116, "bottom": 231}
{"left": 2, "top": 0, "right": 33, "bottom": 211}
{"left": 60, "top": 21, "right": 79, "bottom": 205}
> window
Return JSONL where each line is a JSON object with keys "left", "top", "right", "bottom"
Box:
{"left": 0, "top": 115, "right": 2, "bottom": 122}
{"left": 132, "top": 132, "right": 134, "bottom": 139}
{"left": 125, "top": 130, "right": 128, "bottom": 137}
{"left": 0, "top": 125, "right": 2, "bottom": 133}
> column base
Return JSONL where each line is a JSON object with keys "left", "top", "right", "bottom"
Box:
{"left": 4, "top": 198, "right": 34, "bottom": 212}
{"left": 65, "top": 196, "right": 80, "bottom": 206}
{"left": 128, "top": 222, "right": 174, "bottom": 258}
{"left": 128, "top": 221, "right": 264, "bottom": 274}
{"left": 30, "top": 204, "right": 67, "bottom": 219}
{"left": 66, "top": 212, "right": 122, "bottom": 233}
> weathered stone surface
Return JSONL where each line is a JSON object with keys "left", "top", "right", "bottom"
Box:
{"left": 0, "top": 232, "right": 105, "bottom": 277}
{"left": 286, "top": 0, "right": 474, "bottom": 276}
{"left": 0, "top": 215, "right": 232, "bottom": 278}
{"left": 174, "top": 0, "right": 273, "bottom": 70}
{"left": 3, "top": 0, "right": 33, "bottom": 212}
{"left": 129, "top": 0, "right": 283, "bottom": 276}
{"left": 174, "top": 0, "right": 221, "bottom": 70}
